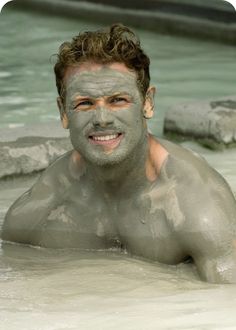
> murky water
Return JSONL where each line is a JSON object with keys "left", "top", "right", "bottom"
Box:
{"left": 1, "top": 5, "right": 236, "bottom": 330}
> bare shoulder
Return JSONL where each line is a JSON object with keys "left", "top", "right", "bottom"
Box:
{"left": 147, "top": 134, "right": 219, "bottom": 184}
{"left": 1, "top": 150, "right": 83, "bottom": 243}
{"left": 34, "top": 149, "right": 85, "bottom": 194}
{"left": 158, "top": 137, "right": 233, "bottom": 192}
{"left": 38, "top": 150, "right": 73, "bottom": 186}
{"left": 154, "top": 137, "right": 236, "bottom": 231}
{"left": 155, "top": 140, "right": 236, "bottom": 284}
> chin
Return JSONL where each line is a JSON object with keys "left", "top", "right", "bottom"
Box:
{"left": 84, "top": 149, "right": 130, "bottom": 167}
{"left": 71, "top": 135, "right": 141, "bottom": 167}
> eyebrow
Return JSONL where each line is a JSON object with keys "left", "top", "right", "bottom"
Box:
{"left": 108, "top": 92, "right": 132, "bottom": 98}
{"left": 72, "top": 91, "right": 132, "bottom": 101}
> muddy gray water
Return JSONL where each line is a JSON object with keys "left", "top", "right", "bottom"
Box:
{"left": 1, "top": 5, "right": 236, "bottom": 330}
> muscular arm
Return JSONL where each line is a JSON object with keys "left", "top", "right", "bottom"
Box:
{"left": 179, "top": 173, "right": 236, "bottom": 284}
{"left": 158, "top": 143, "right": 236, "bottom": 283}
{"left": 1, "top": 171, "right": 57, "bottom": 245}
{"left": 194, "top": 246, "right": 236, "bottom": 284}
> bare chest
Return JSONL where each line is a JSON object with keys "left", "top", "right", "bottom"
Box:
{"left": 42, "top": 187, "right": 119, "bottom": 249}
{"left": 115, "top": 191, "right": 185, "bottom": 263}
{"left": 42, "top": 183, "right": 185, "bottom": 263}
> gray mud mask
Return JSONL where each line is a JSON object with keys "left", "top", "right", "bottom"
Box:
{"left": 64, "top": 65, "right": 147, "bottom": 166}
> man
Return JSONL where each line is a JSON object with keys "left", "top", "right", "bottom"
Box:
{"left": 2, "top": 24, "right": 236, "bottom": 283}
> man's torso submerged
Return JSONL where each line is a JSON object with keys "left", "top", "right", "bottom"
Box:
{"left": 30, "top": 137, "right": 234, "bottom": 265}
{"left": 4, "top": 137, "right": 235, "bottom": 266}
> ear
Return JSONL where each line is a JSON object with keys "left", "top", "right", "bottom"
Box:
{"left": 57, "top": 97, "right": 69, "bottom": 129}
{"left": 143, "top": 86, "right": 156, "bottom": 119}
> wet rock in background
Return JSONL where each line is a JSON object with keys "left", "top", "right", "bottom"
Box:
{"left": 0, "top": 137, "right": 72, "bottom": 179}
{"left": 163, "top": 96, "right": 236, "bottom": 149}
{"left": 0, "top": 122, "right": 71, "bottom": 179}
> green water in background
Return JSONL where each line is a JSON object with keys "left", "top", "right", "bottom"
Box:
{"left": 0, "top": 6, "right": 236, "bottom": 136}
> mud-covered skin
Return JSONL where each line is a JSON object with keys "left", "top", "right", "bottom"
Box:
{"left": 118, "top": 138, "right": 236, "bottom": 283}
{"left": 2, "top": 136, "right": 236, "bottom": 283}
{"left": 2, "top": 63, "right": 236, "bottom": 283}
{"left": 64, "top": 64, "right": 147, "bottom": 166}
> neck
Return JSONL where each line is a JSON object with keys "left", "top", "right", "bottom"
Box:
{"left": 86, "top": 133, "right": 149, "bottom": 197}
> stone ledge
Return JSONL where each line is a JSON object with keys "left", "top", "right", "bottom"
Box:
{"left": 0, "top": 121, "right": 71, "bottom": 179}
{"left": 163, "top": 96, "right": 236, "bottom": 149}
{"left": 0, "top": 136, "right": 72, "bottom": 179}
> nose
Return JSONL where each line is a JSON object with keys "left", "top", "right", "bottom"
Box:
{"left": 92, "top": 106, "right": 114, "bottom": 128}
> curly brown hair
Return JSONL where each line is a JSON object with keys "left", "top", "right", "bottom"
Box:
{"left": 54, "top": 24, "right": 150, "bottom": 100}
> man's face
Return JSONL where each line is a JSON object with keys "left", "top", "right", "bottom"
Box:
{"left": 62, "top": 62, "right": 148, "bottom": 166}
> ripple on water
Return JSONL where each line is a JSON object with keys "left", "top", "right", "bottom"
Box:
{"left": 8, "top": 123, "right": 25, "bottom": 128}
{"left": 0, "top": 96, "right": 28, "bottom": 105}
{"left": 0, "top": 72, "right": 12, "bottom": 78}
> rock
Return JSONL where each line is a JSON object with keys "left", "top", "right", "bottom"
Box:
{"left": 163, "top": 96, "right": 236, "bottom": 149}
{"left": 0, "top": 137, "right": 72, "bottom": 179}
{"left": 0, "top": 122, "right": 72, "bottom": 179}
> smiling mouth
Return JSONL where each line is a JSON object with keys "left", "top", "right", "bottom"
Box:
{"left": 88, "top": 133, "right": 123, "bottom": 146}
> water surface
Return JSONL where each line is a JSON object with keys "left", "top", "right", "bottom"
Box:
{"left": 1, "top": 6, "right": 236, "bottom": 136}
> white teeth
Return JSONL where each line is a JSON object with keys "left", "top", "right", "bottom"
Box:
{"left": 93, "top": 134, "right": 118, "bottom": 141}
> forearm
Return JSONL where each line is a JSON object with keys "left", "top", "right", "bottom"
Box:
{"left": 195, "top": 253, "right": 236, "bottom": 284}
{"left": 1, "top": 191, "right": 52, "bottom": 244}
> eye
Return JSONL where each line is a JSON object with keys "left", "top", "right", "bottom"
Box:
{"left": 74, "top": 100, "right": 93, "bottom": 110}
{"left": 110, "top": 97, "right": 128, "bottom": 105}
